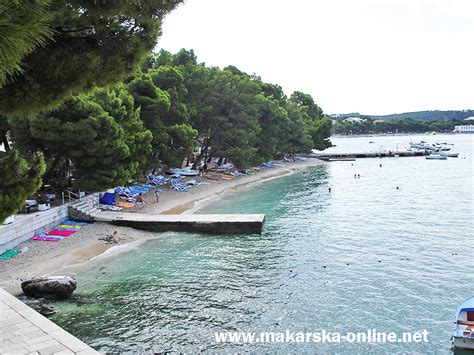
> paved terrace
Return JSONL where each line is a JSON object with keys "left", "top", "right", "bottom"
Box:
{"left": 0, "top": 288, "right": 98, "bottom": 354}
{"left": 95, "top": 212, "right": 266, "bottom": 234}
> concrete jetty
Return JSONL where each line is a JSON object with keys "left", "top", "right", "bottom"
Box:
{"left": 311, "top": 150, "right": 428, "bottom": 160}
{"left": 0, "top": 288, "right": 98, "bottom": 354}
{"left": 95, "top": 212, "right": 265, "bottom": 234}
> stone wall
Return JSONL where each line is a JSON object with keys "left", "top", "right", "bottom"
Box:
{"left": 0, "top": 206, "right": 68, "bottom": 254}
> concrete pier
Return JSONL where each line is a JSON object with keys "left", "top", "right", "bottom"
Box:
{"left": 311, "top": 150, "right": 428, "bottom": 160}
{"left": 95, "top": 212, "right": 266, "bottom": 234}
{"left": 0, "top": 288, "right": 98, "bottom": 354}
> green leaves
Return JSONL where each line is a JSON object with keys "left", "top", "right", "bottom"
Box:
{"left": 0, "top": 150, "right": 45, "bottom": 223}
{"left": 0, "top": 0, "right": 183, "bottom": 116}
{"left": 0, "top": 0, "right": 53, "bottom": 86}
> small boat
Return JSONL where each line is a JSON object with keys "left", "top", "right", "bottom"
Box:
{"left": 426, "top": 154, "right": 447, "bottom": 160}
{"left": 441, "top": 152, "right": 460, "bottom": 158}
{"left": 452, "top": 296, "right": 474, "bottom": 350}
{"left": 167, "top": 167, "right": 199, "bottom": 176}
{"left": 369, "top": 141, "right": 375, "bottom": 144}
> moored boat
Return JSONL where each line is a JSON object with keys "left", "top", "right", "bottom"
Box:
{"left": 167, "top": 167, "right": 199, "bottom": 176}
{"left": 426, "top": 154, "right": 447, "bottom": 160}
{"left": 441, "top": 152, "right": 460, "bottom": 158}
{"left": 452, "top": 296, "right": 474, "bottom": 350}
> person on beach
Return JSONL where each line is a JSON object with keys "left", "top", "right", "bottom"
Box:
{"left": 203, "top": 163, "right": 208, "bottom": 176}
{"left": 112, "top": 231, "right": 120, "bottom": 243}
{"left": 155, "top": 189, "right": 160, "bottom": 203}
{"left": 136, "top": 193, "right": 145, "bottom": 204}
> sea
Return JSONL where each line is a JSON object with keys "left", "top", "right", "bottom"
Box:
{"left": 48, "top": 134, "right": 473, "bottom": 353}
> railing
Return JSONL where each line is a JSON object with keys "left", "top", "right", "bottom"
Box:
{"left": 61, "top": 190, "right": 81, "bottom": 205}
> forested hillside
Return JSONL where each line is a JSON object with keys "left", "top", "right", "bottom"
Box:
{"left": 332, "top": 110, "right": 474, "bottom": 121}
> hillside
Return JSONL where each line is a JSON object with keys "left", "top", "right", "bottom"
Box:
{"left": 330, "top": 110, "right": 474, "bottom": 121}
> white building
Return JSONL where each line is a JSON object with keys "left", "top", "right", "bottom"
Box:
{"left": 344, "top": 117, "right": 365, "bottom": 123}
{"left": 453, "top": 125, "right": 474, "bottom": 133}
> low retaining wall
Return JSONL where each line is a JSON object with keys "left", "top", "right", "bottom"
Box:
{"left": 0, "top": 206, "right": 68, "bottom": 254}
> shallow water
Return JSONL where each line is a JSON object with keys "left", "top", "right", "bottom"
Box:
{"left": 50, "top": 134, "right": 473, "bottom": 352}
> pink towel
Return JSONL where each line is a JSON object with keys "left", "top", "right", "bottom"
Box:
{"left": 32, "top": 236, "right": 63, "bottom": 242}
{"left": 47, "top": 229, "right": 75, "bottom": 237}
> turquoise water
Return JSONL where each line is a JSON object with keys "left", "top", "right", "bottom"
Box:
{"left": 50, "top": 134, "right": 473, "bottom": 353}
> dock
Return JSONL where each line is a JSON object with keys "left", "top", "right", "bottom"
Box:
{"left": 95, "top": 212, "right": 266, "bottom": 234}
{"left": 311, "top": 150, "right": 428, "bottom": 160}
{"left": 0, "top": 288, "right": 98, "bottom": 354}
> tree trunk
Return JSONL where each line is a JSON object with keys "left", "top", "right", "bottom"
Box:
{"left": 0, "top": 131, "right": 11, "bottom": 152}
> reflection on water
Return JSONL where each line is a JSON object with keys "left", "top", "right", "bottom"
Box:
{"left": 50, "top": 134, "right": 474, "bottom": 352}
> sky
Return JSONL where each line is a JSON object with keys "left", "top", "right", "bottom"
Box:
{"left": 157, "top": 0, "right": 474, "bottom": 115}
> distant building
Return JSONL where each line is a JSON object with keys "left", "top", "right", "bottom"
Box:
{"left": 464, "top": 117, "right": 474, "bottom": 121}
{"left": 453, "top": 125, "right": 474, "bottom": 133}
{"left": 344, "top": 117, "right": 365, "bottom": 123}
{"left": 373, "top": 120, "right": 385, "bottom": 124}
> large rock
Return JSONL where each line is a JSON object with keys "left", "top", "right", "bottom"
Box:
{"left": 21, "top": 276, "right": 77, "bottom": 299}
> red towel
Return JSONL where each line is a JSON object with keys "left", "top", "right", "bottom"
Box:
{"left": 47, "top": 229, "right": 75, "bottom": 237}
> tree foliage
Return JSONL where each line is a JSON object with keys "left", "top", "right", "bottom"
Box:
{"left": 0, "top": 0, "right": 183, "bottom": 116}
{"left": 0, "top": 150, "right": 45, "bottom": 223}
{"left": 9, "top": 87, "right": 152, "bottom": 191}
{"left": 0, "top": 0, "right": 53, "bottom": 86}
{"left": 334, "top": 117, "right": 462, "bottom": 135}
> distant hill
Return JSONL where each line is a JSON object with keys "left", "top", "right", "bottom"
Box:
{"left": 330, "top": 110, "right": 474, "bottom": 121}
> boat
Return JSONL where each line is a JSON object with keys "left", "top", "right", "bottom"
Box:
{"left": 167, "top": 167, "right": 199, "bottom": 176}
{"left": 452, "top": 296, "right": 474, "bottom": 350}
{"left": 441, "top": 152, "right": 460, "bottom": 158}
{"left": 369, "top": 141, "right": 375, "bottom": 144}
{"left": 426, "top": 154, "right": 447, "bottom": 160}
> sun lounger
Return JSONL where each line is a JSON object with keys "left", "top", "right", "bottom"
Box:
{"left": 147, "top": 174, "right": 169, "bottom": 186}
{"left": 115, "top": 186, "right": 140, "bottom": 199}
{"left": 263, "top": 162, "right": 277, "bottom": 168}
{"left": 171, "top": 179, "right": 189, "bottom": 192}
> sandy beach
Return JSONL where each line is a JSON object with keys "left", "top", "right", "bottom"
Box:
{"left": 0, "top": 158, "right": 324, "bottom": 294}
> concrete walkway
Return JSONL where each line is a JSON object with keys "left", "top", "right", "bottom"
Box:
{"left": 0, "top": 288, "right": 98, "bottom": 354}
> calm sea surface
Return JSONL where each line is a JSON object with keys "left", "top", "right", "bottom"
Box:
{"left": 50, "top": 134, "right": 473, "bottom": 353}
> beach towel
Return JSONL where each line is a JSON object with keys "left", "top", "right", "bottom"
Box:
{"left": 32, "top": 236, "right": 64, "bottom": 242}
{"left": 62, "top": 220, "right": 88, "bottom": 226}
{"left": 0, "top": 249, "right": 21, "bottom": 260}
{"left": 127, "top": 185, "right": 154, "bottom": 194}
{"left": 47, "top": 229, "right": 76, "bottom": 237}
{"left": 56, "top": 226, "right": 81, "bottom": 231}
{"left": 116, "top": 201, "right": 135, "bottom": 208}
{"left": 58, "top": 224, "right": 81, "bottom": 229}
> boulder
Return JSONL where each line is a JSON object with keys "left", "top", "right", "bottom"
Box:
{"left": 21, "top": 276, "right": 77, "bottom": 299}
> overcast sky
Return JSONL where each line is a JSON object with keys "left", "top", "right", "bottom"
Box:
{"left": 157, "top": 0, "right": 474, "bottom": 115}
